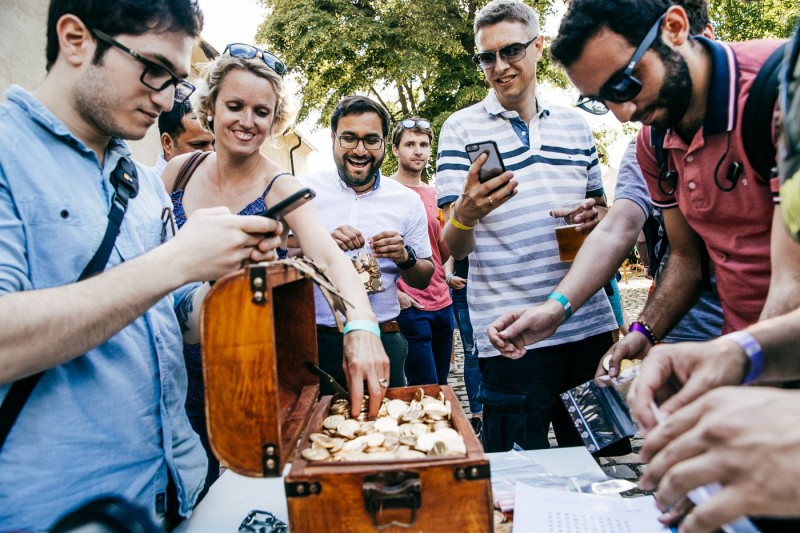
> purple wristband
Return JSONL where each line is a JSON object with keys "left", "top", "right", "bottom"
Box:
{"left": 723, "top": 331, "right": 764, "bottom": 385}
{"left": 630, "top": 321, "right": 656, "bottom": 345}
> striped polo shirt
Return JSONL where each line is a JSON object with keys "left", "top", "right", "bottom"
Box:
{"left": 436, "top": 90, "right": 617, "bottom": 357}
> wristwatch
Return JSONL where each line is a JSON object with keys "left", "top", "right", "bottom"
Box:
{"left": 396, "top": 245, "right": 418, "bottom": 270}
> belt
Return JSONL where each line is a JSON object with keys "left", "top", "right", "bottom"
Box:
{"left": 316, "top": 320, "right": 400, "bottom": 334}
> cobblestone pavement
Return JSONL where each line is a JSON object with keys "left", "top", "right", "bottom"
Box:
{"left": 446, "top": 274, "right": 653, "bottom": 496}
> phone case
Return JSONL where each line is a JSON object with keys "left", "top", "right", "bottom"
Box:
{"left": 466, "top": 141, "right": 505, "bottom": 183}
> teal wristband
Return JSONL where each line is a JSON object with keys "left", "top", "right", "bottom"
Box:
{"left": 343, "top": 320, "right": 381, "bottom": 337}
{"left": 548, "top": 292, "right": 573, "bottom": 320}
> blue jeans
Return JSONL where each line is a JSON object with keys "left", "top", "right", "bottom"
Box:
{"left": 452, "top": 287, "right": 482, "bottom": 415}
{"left": 398, "top": 305, "right": 455, "bottom": 385}
{"left": 477, "top": 332, "right": 614, "bottom": 452}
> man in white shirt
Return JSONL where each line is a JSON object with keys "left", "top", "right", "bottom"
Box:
{"left": 302, "top": 95, "right": 434, "bottom": 394}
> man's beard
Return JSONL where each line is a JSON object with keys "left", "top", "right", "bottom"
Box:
{"left": 635, "top": 41, "right": 693, "bottom": 130}
{"left": 398, "top": 158, "right": 426, "bottom": 176}
{"left": 74, "top": 62, "right": 147, "bottom": 141}
{"left": 336, "top": 152, "right": 385, "bottom": 189}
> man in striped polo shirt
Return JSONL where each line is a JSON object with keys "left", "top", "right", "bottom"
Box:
{"left": 436, "top": 0, "right": 620, "bottom": 453}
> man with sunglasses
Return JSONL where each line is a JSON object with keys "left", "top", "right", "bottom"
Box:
{"left": 0, "top": 1, "right": 284, "bottom": 530}
{"left": 388, "top": 117, "right": 455, "bottom": 388}
{"left": 436, "top": 0, "right": 620, "bottom": 454}
{"left": 301, "top": 96, "right": 434, "bottom": 393}
{"left": 617, "top": 26, "right": 800, "bottom": 533}
{"left": 551, "top": 1, "right": 800, "bottom": 379}
{"left": 491, "top": 1, "right": 724, "bottom": 377}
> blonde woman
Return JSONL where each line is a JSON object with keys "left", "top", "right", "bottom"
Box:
{"left": 162, "top": 45, "right": 389, "bottom": 490}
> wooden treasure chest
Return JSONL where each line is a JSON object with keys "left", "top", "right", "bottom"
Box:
{"left": 201, "top": 258, "right": 493, "bottom": 532}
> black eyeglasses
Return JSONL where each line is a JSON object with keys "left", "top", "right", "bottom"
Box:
{"left": 576, "top": 14, "right": 666, "bottom": 115}
{"left": 401, "top": 119, "right": 431, "bottom": 129}
{"left": 91, "top": 29, "right": 195, "bottom": 104}
{"left": 223, "top": 43, "right": 286, "bottom": 76}
{"left": 472, "top": 36, "right": 539, "bottom": 69}
{"left": 336, "top": 134, "right": 384, "bottom": 151}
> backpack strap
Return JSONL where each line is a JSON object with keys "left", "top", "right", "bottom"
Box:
{"left": 742, "top": 42, "right": 788, "bottom": 182}
{"left": 170, "top": 150, "right": 212, "bottom": 193}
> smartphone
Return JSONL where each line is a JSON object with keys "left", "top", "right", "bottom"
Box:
{"left": 255, "top": 187, "right": 316, "bottom": 220}
{"left": 466, "top": 141, "right": 506, "bottom": 183}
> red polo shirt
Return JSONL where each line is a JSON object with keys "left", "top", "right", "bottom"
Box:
{"left": 637, "top": 37, "right": 784, "bottom": 333}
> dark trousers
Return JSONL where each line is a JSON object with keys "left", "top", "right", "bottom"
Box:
{"left": 398, "top": 304, "right": 455, "bottom": 386}
{"left": 478, "top": 332, "right": 614, "bottom": 453}
{"left": 316, "top": 329, "right": 407, "bottom": 395}
{"left": 452, "top": 287, "right": 482, "bottom": 414}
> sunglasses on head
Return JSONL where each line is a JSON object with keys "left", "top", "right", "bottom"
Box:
{"left": 472, "top": 36, "right": 539, "bottom": 70}
{"left": 223, "top": 43, "right": 286, "bottom": 76}
{"left": 401, "top": 118, "right": 431, "bottom": 129}
{"left": 576, "top": 14, "right": 666, "bottom": 115}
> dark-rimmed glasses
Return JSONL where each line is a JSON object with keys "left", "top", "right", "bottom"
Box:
{"left": 472, "top": 36, "right": 539, "bottom": 70}
{"left": 336, "top": 135, "right": 384, "bottom": 151}
{"left": 401, "top": 119, "right": 431, "bottom": 129}
{"left": 91, "top": 29, "right": 195, "bottom": 104}
{"left": 576, "top": 14, "right": 666, "bottom": 115}
{"left": 223, "top": 43, "right": 286, "bottom": 76}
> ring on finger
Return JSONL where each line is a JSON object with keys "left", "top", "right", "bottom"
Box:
{"left": 488, "top": 195, "right": 494, "bottom": 205}
{"left": 378, "top": 378, "right": 389, "bottom": 388}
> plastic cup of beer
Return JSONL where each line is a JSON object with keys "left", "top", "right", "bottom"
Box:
{"left": 554, "top": 210, "right": 586, "bottom": 262}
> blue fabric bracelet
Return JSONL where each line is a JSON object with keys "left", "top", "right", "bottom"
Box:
{"left": 547, "top": 292, "right": 573, "bottom": 320}
{"left": 723, "top": 331, "right": 764, "bottom": 385}
{"left": 343, "top": 320, "right": 381, "bottom": 337}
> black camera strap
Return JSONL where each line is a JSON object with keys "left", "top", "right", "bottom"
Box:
{"left": 0, "top": 157, "right": 139, "bottom": 452}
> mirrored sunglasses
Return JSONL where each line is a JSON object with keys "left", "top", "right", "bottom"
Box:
{"left": 472, "top": 36, "right": 538, "bottom": 69}
{"left": 223, "top": 43, "right": 286, "bottom": 76}
{"left": 575, "top": 14, "right": 666, "bottom": 116}
{"left": 401, "top": 119, "right": 431, "bottom": 129}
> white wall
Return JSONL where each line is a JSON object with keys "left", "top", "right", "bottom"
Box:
{"left": 0, "top": 2, "right": 314, "bottom": 172}
{"left": 0, "top": 0, "right": 162, "bottom": 165}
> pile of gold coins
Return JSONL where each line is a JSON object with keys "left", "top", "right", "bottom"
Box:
{"left": 301, "top": 388, "right": 467, "bottom": 462}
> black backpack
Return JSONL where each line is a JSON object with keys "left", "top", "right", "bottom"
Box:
{"left": 643, "top": 42, "right": 787, "bottom": 283}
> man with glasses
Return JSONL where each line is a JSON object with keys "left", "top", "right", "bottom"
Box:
{"left": 300, "top": 96, "right": 434, "bottom": 393}
{"left": 0, "top": 1, "right": 283, "bottom": 530}
{"left": 551, "top": 0, "right": 800, "bottom": 377}
{"left": 152, "top": 100, "right": 215, "bottom": 176}
{"left": 388, "top": 117, "right": 455, "bottom": 387}
{"left": 436, "top": 0, "right": 620, "bottom": 454}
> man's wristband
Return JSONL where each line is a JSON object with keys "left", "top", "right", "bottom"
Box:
{"left": 449, "top": 217, "right": 475, "bottom": 231}
{"left": 547, "top": 292, "right": 572, "bottom": 320}
{"left": 630, "top": 320, "right": 658, "bottom": 345}
{"left": 445, "top": 273, "right": 454, "bottom": 285}
{"left": 343, "top": 320, "right": 381, "bottom": 338}
{"left": 722, "top": 330, "right": 764, "bottom": 385}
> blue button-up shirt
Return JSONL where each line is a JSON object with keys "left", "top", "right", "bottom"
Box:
{"left": 0, "top": 86, "right": 206, "bottom": 531}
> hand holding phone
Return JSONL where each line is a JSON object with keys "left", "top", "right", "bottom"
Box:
{"left": 255, "top": 188, "right": 316, "bottom": 220}
{"left": 466, "top": 141, "right": 506, "bottom": 183}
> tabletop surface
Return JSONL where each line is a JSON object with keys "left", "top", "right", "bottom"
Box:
{"left": 176, "top": 446, "right": 605, "bottom": 532}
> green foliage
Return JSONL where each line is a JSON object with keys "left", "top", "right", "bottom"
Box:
{"left": 257, "top": 0, "right": 558, "bottom": 178}
{"left": 709, "top": 0, "right": 800, "bottom": 42}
